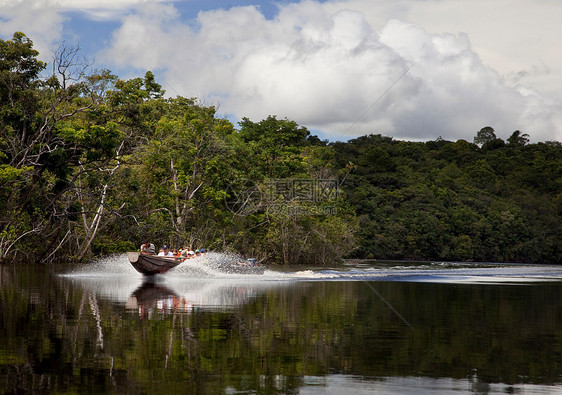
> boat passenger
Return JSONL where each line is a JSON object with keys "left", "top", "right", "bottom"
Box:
{"left": 141, "top": 241, "right": 156, "bottom": 255}
{"left": 237, "top": 251, "right": 249, "bottom": 266}
{"left": 158, "top": 245, "right": 175, "bottom": 257}
{"left": 172, "top": 248, "right": 183, "bottom": 261}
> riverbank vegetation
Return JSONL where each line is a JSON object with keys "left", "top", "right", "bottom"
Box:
{"left": 333, "top": 132, "right": 561, "bottom": 263}
{"left": 1, "top": 33, "right": 561, "bottom": 264}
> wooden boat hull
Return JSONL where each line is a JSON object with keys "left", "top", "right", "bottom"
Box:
{"left": 127, "top": 252, "right": 181, "bottom": 276}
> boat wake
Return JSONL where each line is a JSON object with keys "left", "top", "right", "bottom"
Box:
{"left": 286, "top": 261, "right": 562, "bottom": 284}
{"left": 60, "top": 253, "right": 291, "bottom": 313}
{"left": 62, "top": 254, "right": 562, "bottom": 284}
{"left": 59, "top": 255, "right": 562, "bottom": 313}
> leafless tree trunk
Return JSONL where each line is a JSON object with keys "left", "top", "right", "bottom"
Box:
{"left": 75, "top": 141, "right": 125, "bottom": 261}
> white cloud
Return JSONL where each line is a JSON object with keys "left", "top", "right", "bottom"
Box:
{"left": 0, "top": 0, "right": 168, "bottom": 12}
{"left": 2, "top": 0, "right": 561, "bottom": 142}
{"left": 0, "top": 0, "right": 170, "bottom": 57}
{"left": 99, "top": 1, "right": 561, "bottom": 142}
{"left": 334, "top": 0, "right": 562, "bottom": 141}
{"left": 0, "top": 2, "right": 66, "bottom": 56}
{"left": 99, "top": 2, "right": 188, "bottom": 70}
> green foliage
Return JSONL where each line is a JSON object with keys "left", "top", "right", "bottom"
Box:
{"left": 473, "top": 126, "right": 496, "bottom": 146}
{"left": 237, "top": 115, "right": 319, "bottom": 178}
{"left": 0, "top": 164, "right": 31, "bottom": 184}
{"left": 0, "top": 32, "right": 45, "bottom": 166}
{"left": 334, "top": 133, "right": 562, "bottom": 264}
{"left": 1, "top": 32, "right": 560, "bottom": 265}
{"left": 507, "top": 130, "right": 530, "bottom": 146}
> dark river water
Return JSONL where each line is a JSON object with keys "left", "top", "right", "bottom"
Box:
{"left": 1, "top": 253, "right": 562, "bottom": 394}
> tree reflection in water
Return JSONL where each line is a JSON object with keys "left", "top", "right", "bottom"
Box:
{"left": 1, "top": 261, "right": 561, "bottom": 394}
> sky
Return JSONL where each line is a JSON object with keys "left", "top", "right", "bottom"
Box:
{"left": 1, "top": 0, "right": 561, "bottom": 143}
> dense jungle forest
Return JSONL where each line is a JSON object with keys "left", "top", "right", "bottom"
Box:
{"left": 1, "top": 33, "right": 561, "bottom": 265}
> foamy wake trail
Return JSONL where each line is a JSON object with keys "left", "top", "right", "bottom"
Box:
{"left": 61, "top": 254, "right": 562, "bottom": 284}
{"left": 290, "top": 270, "right": 341, "bottom": 279}
{"left": 63, "top": 254, "right": 140, "bottom": 277}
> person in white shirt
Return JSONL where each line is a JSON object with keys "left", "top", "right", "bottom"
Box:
{"left": 158, "top": 245, "right": 174, "bottom": 257}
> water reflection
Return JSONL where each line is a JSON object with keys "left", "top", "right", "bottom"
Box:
{"left": 1, "top": 258, "right": 562, "bottom": 394}
{"left": 123, "top": 278, "right": 280, "bottom": 316}
{"left": 298, "top": 375, "right": 560, "bottom": 394}
{"left": 127, "top": 281, "right": 179, "bottom": 316}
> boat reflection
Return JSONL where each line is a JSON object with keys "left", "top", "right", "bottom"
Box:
{"left": 125, "top": 279, "right": 269, "bottom": 317}
{"left": 126, "top": 281, "right": 183, "bottom": 317}
{"left": 124, "top": 278, "right": 272, "bottom": 316}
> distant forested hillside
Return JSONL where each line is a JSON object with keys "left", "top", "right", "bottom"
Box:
{"left": 332, "top": 132, "right": 562, "bottom": 264}
{"left": 1, "top": 32, "right": 560, "bottom": 264}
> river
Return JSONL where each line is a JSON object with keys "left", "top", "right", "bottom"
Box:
{"left": 1, "top": 253, "right": 561, "bottom": 394}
